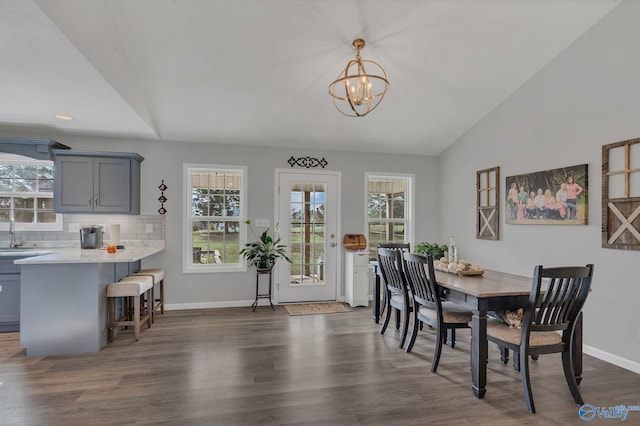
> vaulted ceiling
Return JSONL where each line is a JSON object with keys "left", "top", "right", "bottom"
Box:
{"left": 0, "top": 0, "right": 622, "bottom": 155}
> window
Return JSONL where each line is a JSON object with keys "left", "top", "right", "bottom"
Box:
{"left": 366, "top": 173, "right": 414, "bottom": 258}
{"left": 0, "top": 154, "right": 62, "bottom": 231}
{"left": 184, "top": 164, "right": 246, "bottom": 272}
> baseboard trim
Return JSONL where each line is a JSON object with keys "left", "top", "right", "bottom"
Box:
{"left": 167, "top": 296, "right": 346, "bottom": 311}
{"left": 165, "top": 300, "right": 257, "bottom": 310}
{"left": 584, "top": 344, "right": 640, "bottom": 374}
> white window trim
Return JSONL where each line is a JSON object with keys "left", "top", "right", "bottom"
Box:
{"left": 0, "top": 154, "right": 63, "bottom": 232}
{"left": 183, "top": 163, "right": 247, "bottom": 273}
{"left": 364, "top": 172, "right": 415, "bottom": 247}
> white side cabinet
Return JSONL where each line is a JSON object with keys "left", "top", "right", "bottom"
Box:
{"left": 345, "top": 251, "right": 370, "bottom": 307}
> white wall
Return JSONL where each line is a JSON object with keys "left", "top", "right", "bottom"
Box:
{"left": 438, "top": 1, "right": 640, "bottom": 371}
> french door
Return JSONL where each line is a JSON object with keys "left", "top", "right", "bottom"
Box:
{"left": 276, "top": 170, "right": 339, "bottom": 303}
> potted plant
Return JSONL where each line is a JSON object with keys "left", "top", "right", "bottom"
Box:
{"left": 240, "top": 220, "right": 292, "bottom": 271}
{"left": 415, "top": 241, "right": 448, "bottom": 260}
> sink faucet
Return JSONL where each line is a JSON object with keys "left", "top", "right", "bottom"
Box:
{"left": 9, "top": 217, "right": 20, "bottom": 248}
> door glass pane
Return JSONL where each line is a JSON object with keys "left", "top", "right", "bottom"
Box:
{"left": 289, "top": 181, "right": 326, "bottom": 285}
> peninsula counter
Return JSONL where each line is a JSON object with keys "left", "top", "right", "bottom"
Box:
{"left": 15, "top": 245, "right": 164, "bottom": 356}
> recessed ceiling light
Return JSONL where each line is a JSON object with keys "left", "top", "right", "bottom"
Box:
{"left": 54, "top": 114, "right": 73, "bottom": 121}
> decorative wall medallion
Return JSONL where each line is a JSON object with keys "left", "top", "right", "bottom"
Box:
{"left": 288, "top": 156, "right": 328, "bottom": 168}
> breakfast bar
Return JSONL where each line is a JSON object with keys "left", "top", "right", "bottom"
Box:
{"left": 15, "top": 245, "right": 164, "bottom": 356}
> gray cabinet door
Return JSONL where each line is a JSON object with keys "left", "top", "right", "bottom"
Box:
{"left": 0, "top": 274, "right": 20, "bottom": 331}
{"left": 54, "top": 155, "right": 94, "bottom": 212}
{"left": 93, "top": 157, "right": 131, "bottom": 212}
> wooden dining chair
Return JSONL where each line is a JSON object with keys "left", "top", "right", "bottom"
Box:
{"left": 377, "top": 247, "right": 412, "bottom": 348}
{"left": 486, "top": 264, "right": 594, "bottom": 413}
{"left": 402, "top": 253, "right": 472, "bottom": 372}
{"left": 377, "top": 243, "right": 411, "bottom": 319}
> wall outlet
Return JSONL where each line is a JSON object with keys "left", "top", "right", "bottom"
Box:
{"left": 146, "top": 224, "right": 154, "bottom": 233}
{"left": 255, "top": 218, "right": 270, "bottom": 228}
{"left": 68, "top": 223, "right": 80, "bottom": 233}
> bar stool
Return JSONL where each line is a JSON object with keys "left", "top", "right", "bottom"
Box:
{"left": 107, "top": 275, "right": 153, "bottom": 342}
{"left": 132, "top": 268, "right": 165, "bottom": 322}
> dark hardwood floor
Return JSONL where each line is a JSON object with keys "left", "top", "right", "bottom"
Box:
{"left": 1, "top": 305, "right": 638, "bottom": 425}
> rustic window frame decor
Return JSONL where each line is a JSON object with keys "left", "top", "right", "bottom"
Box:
{"left": 602, "top": 137, "right": 640, "bottom": 250}
{"left": 476, "top": 166, "right": 499, "bottom": 240}
{"left": 505, "top": 164, "right": 588, "bottom": 225}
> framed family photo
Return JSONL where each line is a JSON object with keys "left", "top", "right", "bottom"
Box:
{"left": 506, "top": 164, "right": 588, "bottom": 225}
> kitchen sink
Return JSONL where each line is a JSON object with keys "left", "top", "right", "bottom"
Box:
{"left": 0, "top": 247, "right": 51, "bottom": 257}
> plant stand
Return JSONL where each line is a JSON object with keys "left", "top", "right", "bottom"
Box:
{"left": 251, "top": 268, "right": 274, "bottom": 312}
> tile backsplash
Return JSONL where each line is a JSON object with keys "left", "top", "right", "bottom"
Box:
{"left": 2, "top": 214, "right": 165, "bottom": 247}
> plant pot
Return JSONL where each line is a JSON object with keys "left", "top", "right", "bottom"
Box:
{"left": 257, "top": 261, "right": 273, "bottom": 271}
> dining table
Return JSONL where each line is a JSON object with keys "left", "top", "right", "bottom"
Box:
{"left": 370, "top": 263, "right": 584, "bottom": 399}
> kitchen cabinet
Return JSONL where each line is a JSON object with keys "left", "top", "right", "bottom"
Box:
{"left": 345, "top": 251, "right": 370, "bottom": 307}
{"left": 53, "top": 150, "right": 144, "bottom": 214}
{"left": 0, "top": 258, "right": 22, "bottom": 332}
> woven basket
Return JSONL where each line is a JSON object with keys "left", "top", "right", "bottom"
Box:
{"left": 343, "top": 234, "right": 367, "bottom": 251}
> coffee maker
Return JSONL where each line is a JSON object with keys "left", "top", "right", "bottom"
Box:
{"left": 80, "top": 225, "right": 104, "bottom": 249}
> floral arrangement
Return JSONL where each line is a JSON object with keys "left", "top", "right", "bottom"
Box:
{"left": 239, "top": 220, "right": 291, "bottom": 270}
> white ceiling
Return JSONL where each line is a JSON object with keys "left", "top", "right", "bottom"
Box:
{"left": 0, "top": 0, "right": 622, "bottom": 156}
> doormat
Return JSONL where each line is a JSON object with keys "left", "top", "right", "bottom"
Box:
{"left": 284, "top": 302, "right": 352, "bottom": 316}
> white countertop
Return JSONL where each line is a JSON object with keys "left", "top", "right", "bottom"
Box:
{"left": 14, "top": 244, "right": 165, "bottom": 264}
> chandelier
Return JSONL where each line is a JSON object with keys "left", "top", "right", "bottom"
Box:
{"left": 328, "top": 39, "right": 389, "bottom": 117}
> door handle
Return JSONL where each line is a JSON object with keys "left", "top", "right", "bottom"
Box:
{"left": 330, "top": 242, "right": 336, "bottom": 247}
